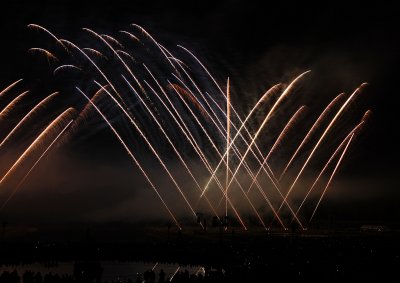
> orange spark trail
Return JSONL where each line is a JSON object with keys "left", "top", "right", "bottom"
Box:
{"left": 197, "top": 73, "right": 309, "bottom": 228}
{"left": 77, "top": 87, "right": 181, "bottom": 229}
{"left": 94, "top": 83, "right": 198, "bottom": 220}
{"left": 0, "top": 120, "right": 73, "bottom": 210}
{"left": 101, "top": 34, "right": 124, "bottom": 48}
{"left": 142, "top": 79, "right": 246, "bottom": 229}
{"left": 130, "top": 24, "right": 178, "bottom": 73}
{"left": 178, "top": 45, "right": 281, "bottom": 182}
{"left": 309, "top": 133, "right": 355, "bottom": 223}
{"left": 143, "top": 76, "right": 251, "bottom": 229}
{"left": 205, "top": 90, "right": 286, "bottom": 227}
{"left": 29, "top": 48, "right": 59, "bottom": 62}
{"left": 82, "top": 28, "right": 145, "bottom": 93}
{"left": 226, "top": 71, "right": 311, "bottom": 190}
{"left": 72, "top": 86, "right": 108, "bottom": 130}
{"left": 198, "top": 83, "right": 281, "bottom": 196}
{"left": 0, "top": 90, "right": 29, "bottom": 120}
{"left": 177, "top": 81, "right": 287, "bottom": 227}
{"left": 247, "top": 106, "right": 307, "bottom": 194}
{"left": 275, "top": 83, "right": 367, "bottom": 220}
{"left": 177, "top": 45, "right": 225, "bottom": 95}
{"left": 295, "top": 112, "right": 370, "bottom": 219}
{"left": 166, "top": 82, "right": 252, "bottom": 228}
{"left": 82, "top": 48, "right": 107, "bottom": 59}
{"left": 53, "top": 65, "right": 82, "bottom": 75}
{"left": 296, "top": 121, "right": 365, "bottom": 220}
{"left": 224, "top": 72, "right": 310, "bottom": 228}
{"left": 27, "top": 24, "right": 68, "bottom": 52}
{"left": 0, "top": 79, "right": 23, "bottom": 98}
{"left": 225, "top": 78, "right": 230, "bottom": 218}
{"left": 116, "top": 50, "right": 135, "bottom": 62}
{"left": 99, "top": 79, "right": 219, "bottom": 219}
{"left": 280, "top": 93, "right": 345, "bottom": 180}
{"left": 144, "top": 69, "right": 264, "bottom": 229}
{"left": 0, "top": 108, "right": 75, "bottom": 187}
{"left": 60, "top": 39, "right": 119, "bottom": 96}
{"left": 169, "top": 82, "right": 267, "bottom": 229}
{"left": 204, "top": 91, "right": 280, "bottom": 192}
{"left": 169, "top": 60, "right": 227, "bottom": 133}
{"left": 119, "top": 30, "right": 141, "bottom": 44}
{"left": 167, "top": 83, "right": 207, "bottom": 117}
{"left": 61, "top": 38, "right": 131, "bottom": 114}
{"left": 0, "top": 92, "right": 59, "bottom": 149}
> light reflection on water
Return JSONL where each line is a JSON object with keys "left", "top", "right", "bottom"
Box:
{"left": 0, "top": 261, "right": 204, "bottom": 282}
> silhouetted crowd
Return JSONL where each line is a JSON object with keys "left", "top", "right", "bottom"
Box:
{"left": 0, "top": 268, "right": 224, "bottom": 283}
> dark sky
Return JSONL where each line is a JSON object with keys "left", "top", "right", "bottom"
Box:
{"left": 0, "top": 0, "right": 399, "bottom": 226}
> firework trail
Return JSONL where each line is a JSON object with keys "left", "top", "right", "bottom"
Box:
{"left": 274, "top": 83, "right": 367, "bottom": 220}
{"left": 1, "top": 23, "right": 370, "bottom": 227}
{"left": 198, "top": 72, "right": 309, "bottom": 227}
{"left": 225, "top": 72, "right": 311, "bottom": 189}
{"left": 167, "top": 56, "right": 225, "bottom": 128}
{"left": 27, "top": 24, "right": 69, "bottom": 52}
{"left": 0, "top": 120, "right": 73, "bottom": 210}
{"left": 29, "top": 48, "right": 59, "bottom": 62}
{"left": 119, "top": 30, "right": 141, "bottom": 44}
{"left": 61, "top": 37, "right": 137, "bottom": 122}
{"left": 101, "top": 34, "right": 124, "bottom": 48}
{"left": 142, "top": 77, "right": 249, "bottom": 229}
{"left": 0, "top": 92, "right": 59, "bottom": 149}
{"left": 0, "top": 90, "right": 29, "bottom": 121}
{"left": 168, "top": 83, "right": 208, "bottom": 117}
{"left": 0, "top": 79, "right": 23, "bottom": 98}
{"left": 309, "top": 133, "right": 355, "bottom": 223}
{"left": 294, "top": 110, "right": 371, "bottom": 220}
{"left": 98, "top": 79, "right": 220, "bottom": 218}
{"left": 178, "top": 45, "right": 279, "bottom": 181}
{"left": 66, "top": 85, "right": 110, "bottom": 139}
{"left": 144, "top": 70, "right": 254, "bottom": 227}
{"left": 280, "top": 93, "right": 345, "bottom": 180}
{"left": 247, "top": 106, "right": 307, "bottom": 194}
{"left": 77, "top": 87, "right": 181, "bottom": 229}
{"left": 116, "top": 50, "right": 136, "bottom": 62}
{"left": 91, "top": 83, "right": 199, "bottom": 221}
{"left": 225, "top": 78, "right": 230, "bottom": 218}
{"left": 201, "top": 72, "right": 309, "bottom": 197}
{"left": 166, "top": 81, "right": 264, "bottom": 229}
{"left": 130, "top": 24, "right": 179, "bottom": 74}
{"left": 59, "top": 39, "right": 122, "bottom": 101}
{"left": 206, "top": 82, "right": 287, "bottom": 226}
{"left": 152, "top": 263, "right": 158, "bottom": 271}
{"left": 0, "top": 108, "right": 75, "bottom": 187}
{"left": 224, "top": 72, "right": 311, "bottom": 228}
{"left": 170, "top": 266, "right": 180, "bottom": 282}
{"left": 53, "top": 64, "right": 82, "bottom": 75}
{"left": 204, "top": 90, "right": 280, "bottom": 191}
{"left": 177, "top": 81, "right": 287, "bottom": 226}
{"left": 82, "top": 48, "right": 107, "bottom": 59}
{"left": 200, "top": 85, "right": 277, "bottom": 197}
{"left": 144, "top": 70, "right": 269, "bottom": 228}
{"left": 294, "top": 124, "right": 362, "bottom": 219}
{"left": 164, "top": 81, "right": 257, "bottom": 228}
{"left": 82, "top": 28, "right": 145, "bottom": 94}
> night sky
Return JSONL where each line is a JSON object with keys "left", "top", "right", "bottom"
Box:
{"left": 0, "top": 0, "right": 399, "bottom": 227}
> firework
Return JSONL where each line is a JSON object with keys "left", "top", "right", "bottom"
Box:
{"left": 0, "top": 23, "right": 372, "bottom": 229}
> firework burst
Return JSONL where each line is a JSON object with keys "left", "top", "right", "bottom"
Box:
{"left": 0, "top": 23, "right": 372, "bottom": 230}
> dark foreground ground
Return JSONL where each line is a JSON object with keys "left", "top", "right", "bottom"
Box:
{"left": 1, "top": 223, "right": 400, "bottom": 282}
